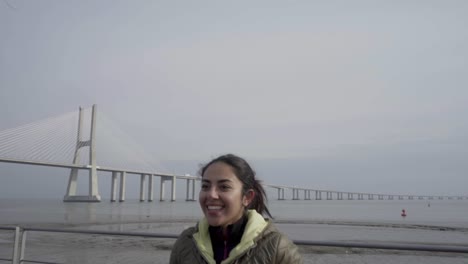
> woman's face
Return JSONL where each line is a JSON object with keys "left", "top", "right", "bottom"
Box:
{"left": 199, "top": 162, "right": 253, "bottom": 228}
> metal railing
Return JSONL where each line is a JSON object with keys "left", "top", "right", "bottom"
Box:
{"left": 1, "top": 226, "right": 468, "bottom": 264}
{"left": 0, "top": 227, "right": 20, "bottom": 264}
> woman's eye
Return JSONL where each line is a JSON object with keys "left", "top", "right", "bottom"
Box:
{"left": 220, "top": 185, "right": 231, "bottom": 190}
{"left": 201, "top": 185, "right": 209, "bottom": 190}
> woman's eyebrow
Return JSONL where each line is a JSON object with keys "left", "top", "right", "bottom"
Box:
{"left": 217, "top": 179, "right": 232, "bottom": 184}
{"left": 202, "top": 178, "right": 232, "bottom": 184}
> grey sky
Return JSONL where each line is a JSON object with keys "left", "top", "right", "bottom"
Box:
{"left": 1, "top": 0, "right": 467, "bottom": 197}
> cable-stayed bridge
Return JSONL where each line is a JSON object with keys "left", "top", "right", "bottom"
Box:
{"left": 0, "top": 105, "right": 466, "bottom": 202}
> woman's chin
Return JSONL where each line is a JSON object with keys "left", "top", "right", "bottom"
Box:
{"left": 206, "top": 216, "right": 224, "bottom": 227}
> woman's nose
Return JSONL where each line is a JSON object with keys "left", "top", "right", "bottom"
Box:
{"left": 207, "top": 187, "right": 219, "bottom": 199}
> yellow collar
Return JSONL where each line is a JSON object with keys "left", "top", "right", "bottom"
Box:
{"left": 193, "top": 210, "right": 269, "bottom": 264}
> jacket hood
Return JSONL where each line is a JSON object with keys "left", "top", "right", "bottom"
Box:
{"left": 193, "top": 209, "right": 269, "bottom": 264}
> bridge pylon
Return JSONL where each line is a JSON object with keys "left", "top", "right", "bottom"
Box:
{"left": 63, "top": 105, "right": 101, "bottom": 202}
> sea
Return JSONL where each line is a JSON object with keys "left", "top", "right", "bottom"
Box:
{"left": 1, "top": 198, "right": 468, "bottom": 263}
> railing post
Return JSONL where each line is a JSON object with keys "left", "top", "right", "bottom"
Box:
{"left": 19, "top": 230, "right": 27, "bottom": 264}
{"left": 12, "top": 227, "right": 20, "bottom": 264}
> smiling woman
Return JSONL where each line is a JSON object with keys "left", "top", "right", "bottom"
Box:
{"left": 170, "top": 154, "right": 303, "bottom": 264}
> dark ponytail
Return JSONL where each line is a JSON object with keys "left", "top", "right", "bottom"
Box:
{"left": 249, "top": 179, "right": 272, "bottom": 219}
{"left": 200, "top": 154, "right": 273, "bottom": 219}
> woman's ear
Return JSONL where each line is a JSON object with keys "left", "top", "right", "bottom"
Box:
{"left": 243, "top": 189, "right": 255, "bottom": 207}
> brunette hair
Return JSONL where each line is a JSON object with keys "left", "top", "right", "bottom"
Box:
{"left": 199, "top": 154, "right": 273, "bottom": 218}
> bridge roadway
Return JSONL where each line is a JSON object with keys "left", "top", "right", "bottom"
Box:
{"left": 1, "top": 157, "right": 467, "bottom": 202}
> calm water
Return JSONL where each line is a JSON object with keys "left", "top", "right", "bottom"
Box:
{"left": 1, "top": 198, "right": 468, "bottom": 231}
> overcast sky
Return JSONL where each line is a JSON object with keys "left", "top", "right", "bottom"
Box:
{"left": 1, "top": 0, "right": 467, "bottom": 198}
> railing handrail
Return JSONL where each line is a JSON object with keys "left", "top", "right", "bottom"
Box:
{"left": 293, "top": 239, "right": 468, "bottom": 253}
{"left": 0, "top": 226, "right": 17, "bottom": 231}
{"left": 21, "top": 227, "right": 179, "bottom": 239}
{"left": 3, "top": 225, "right": 468, "bottom": 252}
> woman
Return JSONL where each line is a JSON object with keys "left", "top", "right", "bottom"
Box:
{"left": 170, "top": 154, "right": 303, "bottom": 264}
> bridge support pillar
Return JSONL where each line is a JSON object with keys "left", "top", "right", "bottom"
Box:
{"left": 292, "top": 189, "right": 299, "bottom": 200}
{"left": 337, "top": 192, "right": 343, "bottom": 200}
{"left": 185, "top": 178, "right": 195, "bottom": 201}
{"left": 160, "top": 177, "right": 166, "bottom": 201}
{"left": 139, "top": 174, "right": 147, "bottom": 202}
{"left": 277, "top": 188, "right": 283, "bottom": 200}
{"left": 315, "top": 191, "right": 322, "bottom": 200}
{"left": 148, "top": 175, "right": 154, "bottom": 202}
{"left": 277, "top": 188, "right": 285, "bottom": 200}
{"left": 64, "top": 105, "right": 101, "bottom": 202}
{"left": 119, "top": 172, "right": 126, "bottom": 202}
{"left": 192, "top": 178, "right": 196, "bottom": 200}
{"left": 326, "top": 192, "right": 332, "bottom": 200}
{"left": 111, "top": 171, "right": 118, "bottom": 202}
{"left": 159, "top": 176, "right": 176, "bottom": 201}
{"left": 186, "top": 178, "right": 196, "bottom": 201}
{"left": 171, "top": 175, "right": 176, "bottom": 201}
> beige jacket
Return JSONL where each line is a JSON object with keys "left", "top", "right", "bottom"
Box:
{"left": 170, "top": 210, "right": 303, "bottom": 264}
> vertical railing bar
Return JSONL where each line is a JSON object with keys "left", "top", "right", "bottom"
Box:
{"left": 19, "top": 230, "right": 27, "bottom": 264}
{"left": 12, "top": 226, "right": 20, "bottom": 264}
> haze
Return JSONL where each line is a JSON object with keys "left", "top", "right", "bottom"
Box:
{"left": 1, "top": 1, "right": 467, "bottom": 198}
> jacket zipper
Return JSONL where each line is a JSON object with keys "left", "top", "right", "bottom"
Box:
{"left": 224, "top": 240, "right": 228, "bottom": 259}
